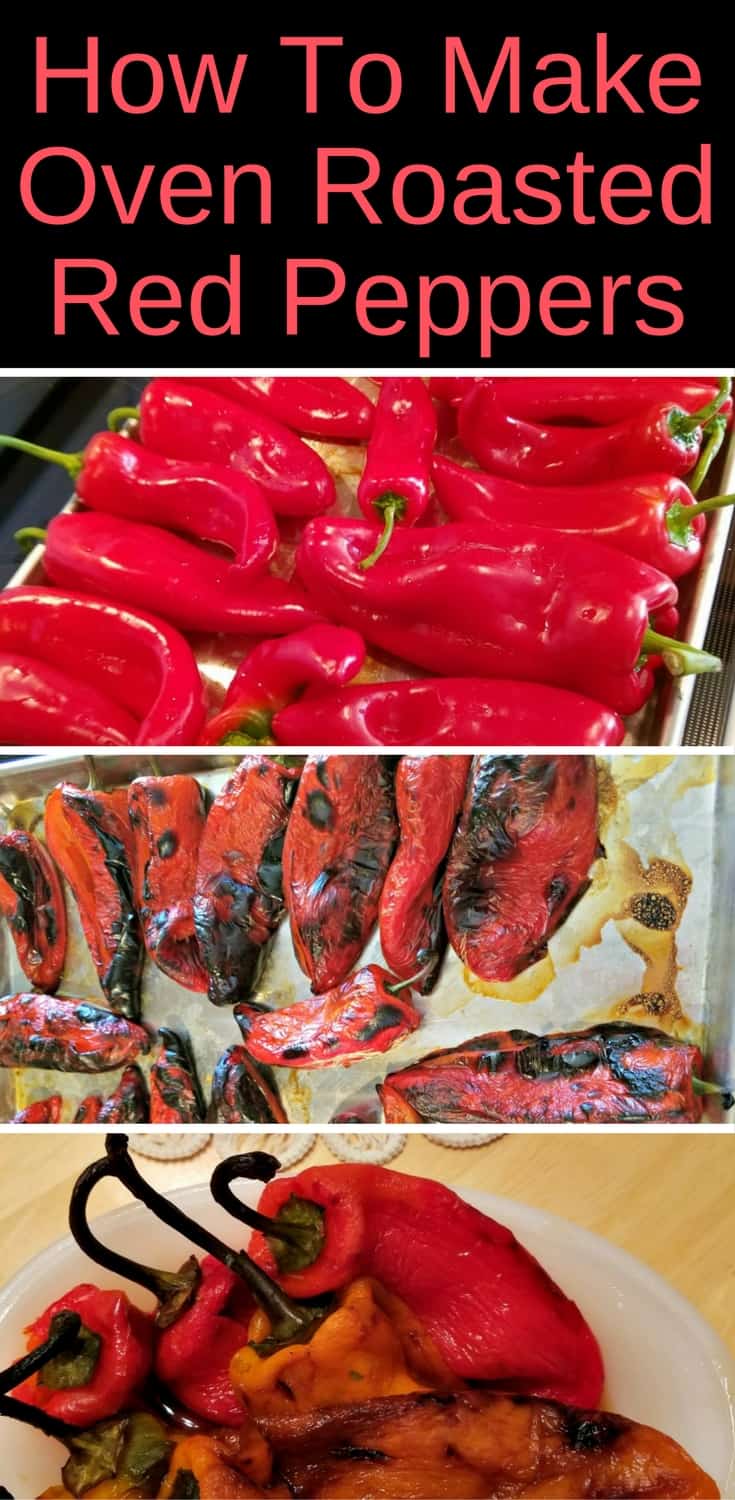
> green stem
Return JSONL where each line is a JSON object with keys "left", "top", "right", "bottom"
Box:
{"left": 107, "top": 406, "right": 140, "bottom": 433}
{"left": 666, "top": 491, "right": 735, "bottom": 549}
{"left": 14, "top": 526, "right": 47, "bottom": 555}
{"left": 674, "top": 376, "right": 732, "bottom": 434}
{"left": 682, "top": 491, "right": 735, "bottom": 520}
{"left": 220, "top": 709, "right": 273, "bottom": 746}
{"left": 386, "top": 970, "right": 425, "bottom": 994}
{"left": 641, "top": 628, "right": 722, "bottom": 678}
{"left": 693, "top": 1078, "right": 734, "bottom": 1110}
{"left": 0, "top": 435, "right": 84, "bottom": 479}
{"left": 360, "top": 494, "right": 406, "bottom": 570}
{"left": 690, "top": 416, "right": 727, "bottom": 493}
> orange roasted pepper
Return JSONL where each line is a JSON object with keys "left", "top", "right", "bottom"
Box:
{"left": 159, "top": 1431, "right": 274, "bottom": 1499}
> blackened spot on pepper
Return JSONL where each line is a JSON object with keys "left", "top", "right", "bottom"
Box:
{"left": 315, "top": 759, "right": 330, "bottom": 789}
{"left": 257, "top": 829, "right": 286, "bottom": 897}
{"left": 148, "top": 786, "right": 168, "bottom": 808}
{"left": 415, "top": 1393, "right": 456, "bottom": 1407}
{"left": 356, "top": 1004, "right": 405, "bottom": 1042}
{"left": 282, "top": 1044, "right": 309, "bottom": 1059}
{"left": 157, "top": 830, "right": 178, "bottom": 860}
{"left": 565, "top": 1411, "right": 627, "bottom": 1451}
{"left": 170, "top": 1469, "right": 199, "bottom": 1498}
{"left": 306, "top": 789, "right": 334, "bottom": 830}
{"left": 630, "top": 892, "right": 677, "bottom": 930}
{"left": 330, "top": 1446, "right": 389, "bottom": 1464}
{"left": 547, "top": 874, "right": 569, "bottom": 912}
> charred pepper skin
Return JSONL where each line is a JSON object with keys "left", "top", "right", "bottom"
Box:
{"left": 380, "top": 756, "right": 471, "bottom": 993}
{"left": 284, "top": 756, "right": 399, "bottom": 993}
{"left": 194, "top": 757, "right": 301, "bottom": 1007}
{"left": 0, "top": 994, "right": 149, "bottom": 1072}
{"left": 210, "top": 1045, "right": 287, "bottom": 1124}
{"left": 379, "top": 1024, "right": 708, "bottom": 1124}
{"left": 46, "top": 784, "right": 144, "bottom": 1021}
{"left": 98, "top": 1064, "right": 150, "bottom": 1123}
{"left": 236, "top": 965, "right": 421, "bottom": 1068}
{"left": 0, "top": 829, "right": 67, "bottom": 993}
{"left": 10, "top": 1095, "right": 62, "bottom": 1123}
{"left": 443, "top": 756, "right": 600, "bottom": 983}
{"left": 73, "top": 1095, "right": 103, "bottom": 1123}
{"left": 128, "top": 775, "right": 209, "bottom": 993}
{"left": 149, "top": 1028, "right": 206, "bottom": 1124}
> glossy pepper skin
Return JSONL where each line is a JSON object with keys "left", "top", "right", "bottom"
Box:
{"left": 274, "top": 677, "right": 624, "bottom": 747}
{"left": 249, "top": 1164, "right": 604, "bottom": 1408}
{"left": 128, "top": 775, "right": 208, "bottom": 992}
{"left": 202, "top": 626, "right": 365, "bottom": 745}
{"left": 295, "top": 518, "right": 676, "bottom": 714}
{"left": 0, "top": 654, "right": 139, "bottom": 747}
{"left": 236, "top": 965, "right": 421, "bottom": 1068}
{"left": 357, "top": 378, "right": 437, "bottom": 565}
{"left": 150, "top": 1028, "right": 205, "bottom": 1124}
{"left": 479, "top": 375, "right": 733, "bottom": 424}
{"left": 45, "top": 784, "right": 143, "bottom": 1021}
{"left": 139, "top": 379, "right": 336, "bottom": 517}
{"left": 194, "top": 757, "right": 301, "bottom": 1006}
{"left": 0, "top": 587, "right": 206, "bottom": 746}
{"left": 98, "top": 1064, "right": 150, "bottom": 1123}
{"left": 380, "top": 756, "right": 471, "bottom": 993}
{"left": 195, "top": 376, "right": 374, "bottom": 442}
{"left": 73, "top": 1095, "right": 103, "bottom": 1123}
{"left": 14, "top": 1283, "right": 153, "bottom": 1426}
{"left": 11, "top": 1094, "right": 62, "bottom": 1123}
{"left": 433, "top": 456, "right": 707, "bottom": 581}
{"left": 161, "top": 1431, "right": 274, "bottom": 1499}
{"left": 283, "top": 755, "right": 398, "bottom": 992}
{"left": 155, "top": 1255, "right": 254, "bottom": 1426}
{"left": 444, "top": 755, "right": 600, "bottom": 983}
{"left": 210, "top": 1045, "right": 287, "bottom": 1123}
{"left": 379, "top": 1024, "right": 708, "bottom": 1124}
{"left": 0, "top": 994, "right": 149, "bottom": 1071}
{"left": 0, "top": 829, "right": 67, "bottom": 992}
{"left": 43, "top": 511, "right": 321, "bottom": 640}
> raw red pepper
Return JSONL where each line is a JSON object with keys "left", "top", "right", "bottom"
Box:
{"left": 247, "top": 1164, "right": 604, "bottom": 1408}
{"left": 444, "top": 756, "right": 600, "bottom": 983}
{"left": 380, "top": 756, "right": 471, "bottom": 992}
{"left": 476, "top": 376, "right": 734, "bottom": 425}
{"left": 211, "top": 1045, "right": 287, "bottom": 1123}
{"left": 0, "top": 823, "right": 67, "bottom": 992}
{"left": 458, "top": 381, "right": 731, "bottom": 485}
{"left": 427, "top": 377, "right": 477, "bottom": 405}
{"left": 0, "top": 993, "right": 149, "bottom": 1071}
{"left": 194, "top": 377, "right": 374, "bottom": 441}
{"left": 38, "top": 511, "right": 321, "bottom": 638}
{"left": 135, "top": 379, "right": 336, "bottom": 517}
{"left": 296, "top": 519, "right": 720, "bottom": 714}
{"left": 73, "top": 1094, "right": 103, "bottom": 1123}
{"left": 283, "top": 755, "right": 398, "bottom": 991}
{"left": 0, "top": 654, "right": 140, "bottom": 747}
{"left": 128, "top": 774, "right": 209, "bottom": 992}
{"left": 357, "top": 378, "right": 437, "bottom": 567}
{"left": 273, "top": 678, "right": 624, "bottom": 747}
{"left": 155, "top": 1256, "right": 253, "bottom": 1425}
{"left": 236, "top": 965, "right": 421, "bottom": 1068}
{"left": 98, "top": 1064, "right": 150, "bottom": 1122}
{"left": 0, "top": 430, "right": 278, "bottom": 575}
{"left": 11, "top": 1095, "right": 62, "bottom": 1123}
{"left": 14, "top": 1283, "right": 153, "bottom": 1427}
{"left": 0, "top": 586, "right": 206, "bottom": 745}
{"left": 200, "top": 626, "right": 365, "bottom": 745}
{"left": 149, "top": 1028, "right": 205, "bottom": 1124}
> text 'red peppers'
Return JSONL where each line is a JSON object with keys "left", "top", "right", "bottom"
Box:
{"left": 0, "top": 826, "right": 67, "bottom": 992}
{"left": 128, "top": 774, "right": 209, "bottom": 992}
{"left": 236, "top": 965, "right": 421, "bottom": 1068}
{"left": 357, "top": 378, "right": 437, "bottom": 567}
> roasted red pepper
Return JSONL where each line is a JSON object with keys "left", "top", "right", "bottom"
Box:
{"left": 357, "top": 378, "right": 436, "bottom": 567}
{"left": 128, "top": 774, "right": 208, "bottom": 992}
{"left": 211, "top": 1045, "right": 287, "bottom": 1123}
{"left": 273, "top": 677, "right": 624, "bottom": 746}
{"left": 45, "top": 782, "right": 143, "bottom": 1020}
{"left": 194, "top": 376, "right": 374, "bottom": 442}
{"left": 155, "top": 1255, "right": 253, "bottom": 1425}
{"left": 295, "top": 519, "right": 721, "bottom": 714}
{"left": 236, "top": 965, "right": 420, "bottom": 1068}
{"left": 476, "top": 375, "right": 734, "bottom": 424}
{"left": 0, "top": 429, "right": 278, "bottom": 575}
{"left": 0, "top": 654, "right": 139, "bottom": 746}
{"left": 0, "top": 825, "right": 67, "bottom": 992}
{"left": 137, "top": 379, "right": 336, "bottom": 517}
{"left": 98, "top": 1064, "right": 150, "bottom": 1122}
{"left": 283, "top": 755, "right": 398, "bottom": 991}
{"left": 380, "top": 756, "right": 471, "bottom": 992}
{"left": 73, "top": 1094, "right": 103, "bottom": 1123}
{"left": 201, "top": 626, "right": 365, "bottom": 745}
{"left": 194, "top": 757, "right": 301, "bottom": 1005}
{"left": 11, "top": 1095, "right": 62, "bottom": 1123}
{"left": 248, "top": 1164, "right": 604, "bottom": 1407}
{"left": 379, "top": 1024, "right": 716, "bottom": 1124}
{"left": 14, "top": 1282, "right": 153, "bottom": 1426}
{"left": 0, "top": 993, "right": 149, "bottom": 1071}
{"left": 150, "top": 1028, "right": 205, "bottom": 1124}
{"left": 444, "top": 755, "right": 600, "bottom": 982}
{"left": 0, "top": 586, "right": 206, "bottom": 745}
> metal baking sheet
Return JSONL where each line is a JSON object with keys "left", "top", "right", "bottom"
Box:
{"left": 0, "top": 751, "right": 732, "bottom": 1123}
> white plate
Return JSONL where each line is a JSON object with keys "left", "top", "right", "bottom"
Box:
{"left": 0, "top": 1183, "right": 733, "bottom": 1497}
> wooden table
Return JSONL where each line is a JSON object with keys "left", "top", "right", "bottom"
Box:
{"left": 0, "top": 1132, "right": 732, "bottom": 1351}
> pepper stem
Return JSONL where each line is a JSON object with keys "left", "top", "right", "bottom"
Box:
{"left": 0, "top": 435, "right": 85, "bottom": 480}
{"left": 690, "top": 416, "right": 727, "bottom": 493}
{"left": 210, "top": 1152, "right": 309, "bottom": 1248}
{"left": 385, "top": 971, "right": 424, "bottom": 994}
{"left": 681, "top": 492, "right": 735, "bottom": 520}
{"left": 0, "top": 1310, "right": 81, "bottom": 1395}
{"left": 641, "top": 628, "right": 722, "bottom": 678}
{"left": 13, "top": 526, "right": 47, "bottom": 555}
{"left": 675, "top": 376, "right": 732, "bottom": 434}
{"left": 665, "top": 492, "right": 735, "bottom": 550}
{"left": 693, "top": 1077, "right": 735, "bottom": 1109}
{"left": 107, "top": 406, "right": 140, "bottom": 433}
{"left": 360, "top": 493, "right": 406, "bottom": 570}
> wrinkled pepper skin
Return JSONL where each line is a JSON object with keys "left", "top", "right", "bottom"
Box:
{"left": 14, "top": 1283, "right": 153, "bottom": 1427}
{"left": 10, "top": 1094, "right": 62, "bottom": 1123}
{"left": 0, "top": 654, "right": 139, "bottom": 747}
{"left": 379, "top": 756, "right": 471, "bottom": 993}
{"left": 155, "top": 1255, "right": 254, "bottom": 1426}
{"left": 195, "top": 376, "right": 375, "bottom": 441}
{"left": 128, "top": 775, "right": 208, "bottom": 992}
{"left": 283, "top": 756, "right": 398, "bottom": 992}
{"left": 73, "top": 1094, "right": 103, "bottom": 1123}
{"left": 194, "top": 758, "right": 301, "bottom": 1006}
{"left": 210, "top": 1045, "right": 287, "bottom": 1124}
{"left": 444, "top": 756, "right": 600, "bottom": 983}
{"left": 149, "top": 1028, "right": 205, "bottom": 1124}
{"left": 250, "top": 1164, "right": 604, "bottom": 1408}
{"left": 45, "top": 784, "right": 143, "bottom": 1021}
{"left": 379, "top": 1024, "right": 707, "bottom": 1124}
{"left": 0, "top": 829, "right": 67, "bottom": 992}
{"left": 160, "top": 1432, "right": 273, "bottom": 1499}
{"left": 0, "top": 994, "right": 149, "bottom": 1071}
{"left": 295, "top": 519, "right": 675, "bottom": 714}
{"left": 98, "top": 1064, "right": 150, "bottom": 1123}
{"left": 236, "top": 965, "right": 420, "bottom": 1068}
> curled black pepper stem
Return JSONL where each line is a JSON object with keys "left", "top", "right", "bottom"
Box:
{"left": 210, "top": 1152, "right": 308, "bottom": 1248}
{"left": 0, "top": 1394, "right": 75, "bottom": 1444}
{"left": 0, "top": 1310, "right": 81, "bottom": 1395}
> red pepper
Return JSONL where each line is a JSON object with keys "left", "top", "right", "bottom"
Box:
{"left": 128, "top": 775, "right": 209, "bottom": 992}
{"left": 14, "top": 1283, "right": 153, "bottom": 1427}
{"left": 477, "top": 375, "right": 734, "bottom": 425}
{"left": 427, "top": 377, "right": 477, "bottom": 405}
{"left": 200, "top": 625, "right": 365, "bottom": 745}
{"left": 0, "top": 993, "right": 149, "bottom": 1071}
{"left": 273, "top": 678, "right": 624, "bottom": 746}
{"left": 458, "top": 382, "right": 730, "bottom": 485}
{"left": 98, "top": 1064, "right": 150, "bottom": 1122}
{"left": 433, "top": 456, "right": 719, "bottom": 581}
{"left": 0, "top": 825, "right": 67, "bottom": 992}
{"left": 296, "top": 519, "right": 719, "bottom": 714}
{"left": 73, "top": 1094, "right": 103, "bottom": 1123}
{"left": 137, "top": 379, "right": 336, "bottom": 517}
{"left": 236, "top": 964, "right": 421, "bottom": 1068}
{"left": 357, "top": 378, "right": 437, "bottom": 567}
{"left": 0, "top": 430, "right": 277, "bottom": 575}
{"left": 11, "top": 1094, "right": 62, "bottom": 1123}
{"left": 211, "top": 1045, "right": 287, "bottom": 1123}
{"left": 249, "top": 1164, "right": 604, "bottom": 1408}
{"left": 155, "top": 1256, "right": 252, "bottom": 1426}
{"left": 0, "top": 653, "right": 140, "bottom": 747}
{"left": 149, "top": 1028, "right": 205, "bottom": 1124}
{"left": 0, "top": 587, "right": 206, "bottom": 745}
{"left": 194, "top": 377, "right": 374, "bottom": 442}
{"left": 39, "top": 511, "right": 322, "bottom": 639}
{"left": 380, "top": 756, "right": 471, "bottom": 992}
